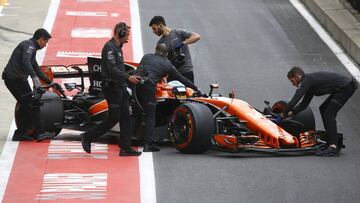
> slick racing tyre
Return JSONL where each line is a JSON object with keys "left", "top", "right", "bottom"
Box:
{"left": 272, "top": 100, "right": 315, "bottom": 137}
{"left": 15, "top": 102, "right": 36, "bottom": 136}
{"left": 170, "top": 103, "right": 214, "bottom": 154}
{"left": 15, "top": 92, "right": 64, "bottom": 136}
{"left": 40, "top": 92, "right": 64, "bottom": 135}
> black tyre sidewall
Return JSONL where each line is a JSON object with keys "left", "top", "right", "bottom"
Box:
{"left": 170, "top": 103, "right": 214, "bottom": 154}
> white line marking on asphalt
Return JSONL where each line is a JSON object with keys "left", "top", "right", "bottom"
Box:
{"left": 130, "top": 0, "right": 157, "bottom": 202}
{"left": 138, "top": 150, "right": 157, "bottom": 203}
{"left": 48, "top": 140, "right": 108, "bottom": 159}
{"left": 37, "top": 0, "right": 61, "bottom": 65}
{"left": 110, "top": 12, "right": 119, "bottom": 17}
{"left": 130, "top": 0, "right": 156, "bottom": 203}
{"left": 290, "top": 0, "right": 360, "bottom": 82}
{"left": 77, "top": 0, "right": 111, "bottom": 2}
{"left": 0, "top": 0, "right": 61, "bottom": 202}
{"left": 71, "top": 27, "right": 111, "bottom": 38}
{"left": 0, "top": 0, "right": 8, "bottom": 16}
{"left": 36, "top": 173, "right": 107, "bottom": 200}
{"left": 0, "top": 122, "right": 18, "bottom": 203}
{"left": 56, "top": 51, "right": 101, "bottom": 58}
{"left": 130, "top": 0, "right": 144, "bottom": 63}
{"left": 66, "top": 11, "right": 108, "bottom": 16}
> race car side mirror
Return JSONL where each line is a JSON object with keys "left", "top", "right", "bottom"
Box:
{"left": 229, "top": 91, "right": 235, "bottom": 99}
{"left": 209, "top": 83, "right": 219, "bottom": 98}
{"left": 210, "top": 84, "right": 219, "bottom": 89}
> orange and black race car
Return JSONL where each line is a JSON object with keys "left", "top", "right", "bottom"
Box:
{"left": 15, "top": 57, "right": 344, "bottom": 155}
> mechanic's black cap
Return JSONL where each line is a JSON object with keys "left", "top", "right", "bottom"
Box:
{"left": 33, "top": 28, "right": 52, "bottom": 40}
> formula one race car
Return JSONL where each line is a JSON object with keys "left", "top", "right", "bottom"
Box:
{"left": 15, "top": 57, "right": 344, "bottom": 155}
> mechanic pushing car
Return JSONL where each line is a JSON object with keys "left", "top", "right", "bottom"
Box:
{"left": 133, "top": 43, "right": 201, "bottom": 152}
{"left": 281, "top": 66, "right": 358, "bottom": 157}
{"left": 149, "top": 16, "right": 200, "bottom": 83}
{"left": 2, "top": 28, "right": 57, "bottom": 141}
{"left": 81, "top": 22, "right": 142, "bottom": 156}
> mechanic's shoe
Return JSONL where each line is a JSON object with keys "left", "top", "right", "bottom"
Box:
{"left": 36, "top": 131, "right": 57, "bottom": 142}
{"left": 81, "top": 133, "right": 92, "bottom": 154}
{"left": 119, "top": 148, "right": 142, "bottom": 156}
{"left": 143, "top": 143, "right": 160, "bottom": 152}
{"left": 12, "top": 134, "right": 35, "bottom": 141}
{"left": 316, "top": 146, "right": 340, "bottom": 157}
{"left": 337, "top": 133, "right": 345, "bottom": 151}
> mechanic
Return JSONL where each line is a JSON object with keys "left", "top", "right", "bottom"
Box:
{"left": 282, "top": 66, "right": 357, "bottom": 157}
{"left": 81, "top": 22, "right": 142, "bottom": 156}
{"left": 133, "top": 43, "right": 201, "bottom": 152}
{"left": 149, "top": 16, "right": 200, "bottom": 83}
{"left": 2, "top": 28, "right": 56, "bottom": 141}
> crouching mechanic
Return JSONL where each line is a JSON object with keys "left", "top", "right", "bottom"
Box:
{"left": 282, "top": 66, "right": 357, "bottom": 157}
{"left": 2, "top": 28, "right": 56, "bottom": 141}
{"left": 133, "top": 43, "right": 201, "bottom": 152}
{"left": 81, "top": 22, "right": 142, "bottom": 156}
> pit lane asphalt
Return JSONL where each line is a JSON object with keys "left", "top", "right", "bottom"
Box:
{"left": 0, "top": 0, "right": 359, "bottom": 202}
{"left": 139, "top": 0, "right": 360, "bottom": 202}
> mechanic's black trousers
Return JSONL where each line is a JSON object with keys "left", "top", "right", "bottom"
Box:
{"left": 135, "top": 83, "right": 156, "bottom": 144}
{"left": 3, "top": 73, "right": 45, "bottom": 135}
{"left": 320, "top": 80, "right": 357, "bottom": 145}
{"left": 85, "top": 84, "right": 132, "bottom": 149}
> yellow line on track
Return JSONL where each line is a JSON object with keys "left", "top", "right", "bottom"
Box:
{"left": 0, "top": 0, "right": 8, "bottom": 6}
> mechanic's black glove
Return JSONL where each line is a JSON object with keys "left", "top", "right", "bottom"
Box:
{"left": 273, "top": 114, "right": 283, "bottom": 124}
{"left": 173, "top": 39, "right": 184, "bottom": 50}
{"left": 32, "top": 87, "right": 46, "bottom": 101}
{"left": 52, "top": 82, "right": 66, "bottom": 97}
{"left": 193, "top": 89, "right": 203, "bottom": 97}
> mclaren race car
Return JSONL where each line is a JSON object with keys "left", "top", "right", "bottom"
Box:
{"left": 15, "top": 57, "right": 344, "bottom": 154}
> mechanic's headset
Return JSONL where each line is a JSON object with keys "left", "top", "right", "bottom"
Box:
{"left": 116, "top": 22, "right": 129, "bottom": 38}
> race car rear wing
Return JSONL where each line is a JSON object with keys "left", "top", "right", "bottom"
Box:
{"left": 40, "top": 57, "right": 138, "bottom": 94}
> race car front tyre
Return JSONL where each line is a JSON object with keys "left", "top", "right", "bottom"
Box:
{"left": 170, "top": 103, "right": 214, "bottom": 154}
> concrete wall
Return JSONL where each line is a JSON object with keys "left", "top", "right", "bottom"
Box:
{"left": 301, "top": 0, "right": 360, "bottom": 65}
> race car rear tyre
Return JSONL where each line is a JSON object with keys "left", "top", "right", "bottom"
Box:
{"left": 15, "top": 102, "right": 36, "bottom": 136}
{"left": 170, "top": 103, "right": 214, "bottom": 154}
{"left": 15, "top": 92, "right": 64, "bottom": 137}
{"left": 272, "top": 100, "right": 315, "bottom": 137}
{"left": 40, "top": 92, "right": 64, "bottom": 136}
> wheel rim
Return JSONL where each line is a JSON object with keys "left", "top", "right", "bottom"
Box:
{"left": 171, "top": 107, "right": 194, "bottom": 149}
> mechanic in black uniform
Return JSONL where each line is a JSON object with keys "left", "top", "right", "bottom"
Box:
{"left": 2, "top": 28, "right": 56, "bottom": 141}
{"left": 133, "top": 43, "right": 201, "bottom": 152}
{"left": 81, "top": 22, "right": 142, "bottom": 156}
{"left": 149, "top": 16, "right": 200, "bottom": 83}
{"left": 282, "top": 66, "right": 357, "bottom": 156}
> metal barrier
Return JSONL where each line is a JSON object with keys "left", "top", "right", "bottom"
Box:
{"left": 347, "top": 0, "right": 360, "bottom": 12}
